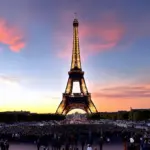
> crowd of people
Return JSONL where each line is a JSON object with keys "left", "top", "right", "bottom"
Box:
{"left": 0, "top": 123, "right": 149, "bottom": 150}
{"left": 0, "top": 115, "right": 150, "bottom": 150}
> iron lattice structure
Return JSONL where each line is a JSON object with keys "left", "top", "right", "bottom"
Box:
{"left": 56, "top": 18, "right": 98, "bottom": 115}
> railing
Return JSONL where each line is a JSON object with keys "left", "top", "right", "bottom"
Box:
{"left": 70, "top": 93, "right": 88, "bottom": 97}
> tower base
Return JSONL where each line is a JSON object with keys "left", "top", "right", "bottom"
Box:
{"left": 56, "top": 93, "right": 97, "bottom": 115}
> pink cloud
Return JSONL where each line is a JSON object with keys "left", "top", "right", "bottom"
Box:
{"left": 88, "top": 81, "right": 150, "bottom": 112}
{"left": 0, "top": 18, "right": 25, "bottom": 52}
{"left": 57, "top": 13, "right": 125, "bottom": 60}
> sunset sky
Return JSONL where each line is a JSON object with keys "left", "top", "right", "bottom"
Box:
{"left": 0, "top": 0, "right": 150, "bottom": 113}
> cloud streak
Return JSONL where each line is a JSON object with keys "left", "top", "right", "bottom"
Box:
{"left": 87, "top": 81, "right": 150, "bottom": 111}
{"left": 0, "top": 18, "right": 25, "bottom": 52}
{"left": 0, "top": 75, "right": 20, "bottom": 85}
{"left": 92, "top": 85, "right": 150, "bottom": 99}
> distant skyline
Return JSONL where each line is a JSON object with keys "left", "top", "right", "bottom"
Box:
{"left": 0, "top": 0, "right": 150, "bottom": 113}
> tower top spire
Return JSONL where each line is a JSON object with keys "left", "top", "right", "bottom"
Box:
{"left": 74, "top": 12, "right": 77, "bottom": 19}
{"left": 73, "top": 12, "right": 79, "bottom": 27}
{"left": 71, "top": 13, "right": 81, "bottom": 70}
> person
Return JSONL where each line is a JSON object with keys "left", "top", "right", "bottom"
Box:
{"left": 106, "top": 137, "right": 110, "bottom": 143}
{"left": 36, "top": 138, "right": 40, "bottom": 150}
{"left": 57, "top": 136, "right": 62, "bottom": 150}
{"left": 87, "top": 144, "right": 92, "bottom": 150}
{"left": 128, "top": 136, "right": 136, "bottom": 150}
{"left": 143, "top": 137, "right": 150, "bottom": 150}
{"left": 140, "top": 137, "right": 144, "bottom": 150}
{"left": 81, "top": 136, "right": 85, "bottom": 150}
{"left": 130, "top": 137, "right": 135, "bottom": 144}
{"left": 99, "top": 136, "right": 104, "bottom": 150}
{"left": 4, "top": 140, "right": 9, "bottom": 150}
{"left": 123, "top": 135, "right": 128, "bottom": 150}
{"left": 0, "top": 139, "right": 5, "bottom": 150}
{"left": 65, "top": 139, "right": 70, "bottom": 150}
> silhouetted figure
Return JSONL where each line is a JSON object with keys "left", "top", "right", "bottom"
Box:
{"left": 128, "top": 136, "right": 136, "bottom": 150}
{"left": 4, "top": 140, "right": 9, "bottom": 150}
{"left": 65, "top": 139, "right": 70, "bottom": 150}
{"left": 37, "top": 138, "right": 40, "bottom": 150}
{"left": 87, "top": 144, "right": 92, "bottom": 150}
{"left": 56, "top": 136, "right": 61, "bottom": 150}
{"left": 99, "top": 136, "right": 104, "bottom": 150}
{"left": 123, "top": 136, "right": 128, "bottom": 150}
{"left": 0, "top": 139, "right": 5, "bottom": 150}
{"left": 81, "top": 136, "right": 85, "bottom": 150}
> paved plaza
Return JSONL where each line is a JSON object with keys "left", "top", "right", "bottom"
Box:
{"left": 9, "top": 143, "right": 124, "bottom": 150}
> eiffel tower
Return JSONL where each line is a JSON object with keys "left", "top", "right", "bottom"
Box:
{"left": 56, "top": 17, "right": 98, "bottom": 115}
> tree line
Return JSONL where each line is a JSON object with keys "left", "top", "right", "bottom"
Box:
{"left": 0, "top": 112, "right": 65, "bottom": 123}
{"left": 0, "top": 109, "right": 149, "bottom": 123}
{"left": 87, "top": 109, "right": 150, "bottom": 121}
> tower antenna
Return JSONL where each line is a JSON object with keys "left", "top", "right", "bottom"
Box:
{"left": 74, "top": 12, "right": 77, "bottom": 19}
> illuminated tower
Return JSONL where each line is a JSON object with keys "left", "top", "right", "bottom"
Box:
{"left": 56, "top": 17, "right": 97, "bottom": 114}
